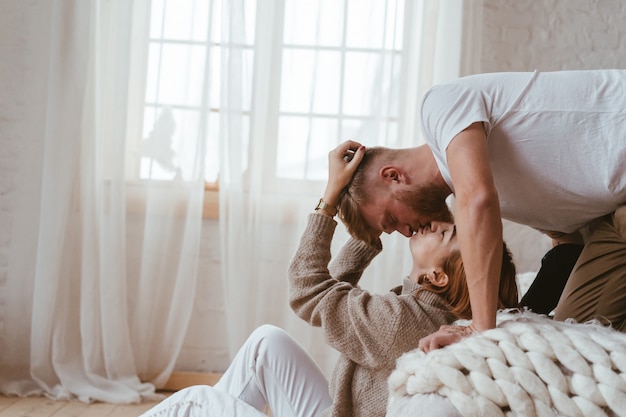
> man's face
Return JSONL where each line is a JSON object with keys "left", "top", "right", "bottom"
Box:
{"left": 358, "top": 183, "right": 453, "bottom": 237}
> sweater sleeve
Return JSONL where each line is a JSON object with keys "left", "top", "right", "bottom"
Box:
{"left": 288, "top": 213, "right": 456, "bottom": 369}
{"left": 328, "top": 229, "right": 382, "bottom": 287}
{"left": 288, "top": 213, "right": 380, "bottom": 322}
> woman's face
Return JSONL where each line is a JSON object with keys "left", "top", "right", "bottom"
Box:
{"left": 409, "top": 221, "right": 459, "bottom": 270}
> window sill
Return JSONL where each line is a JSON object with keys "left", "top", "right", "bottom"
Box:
{"left": 203, "top": 188, "right": 219, "bottom": 219}
{"left": 125, "top": 181, "right": 219, "bottom": 219}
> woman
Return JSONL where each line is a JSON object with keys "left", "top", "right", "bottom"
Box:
{"left": 139, "top": 144, "right": 519, "bottom": 417}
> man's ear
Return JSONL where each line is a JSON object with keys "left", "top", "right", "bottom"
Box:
{"left": 380, "top": 166, "right": 405, "bottom": 184}
{"left": 428, "top": 269, "right": 449, "bottom": 288}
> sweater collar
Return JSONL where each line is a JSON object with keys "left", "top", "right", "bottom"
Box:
{"left": 399, "top": 277, "right": 452, "bottom": 309}
{"left": 401, "top": 276, "right": 422, "bottom": 294}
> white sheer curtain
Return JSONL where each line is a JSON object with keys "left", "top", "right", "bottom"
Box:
{"left": 219, "top": 0, "right": 464, "bottom": 374}
{"left": 0, "top": 0, "right": 202, "bottom": 402}
{"left": 0, "top": 0, "right": 465, "bottom": 401}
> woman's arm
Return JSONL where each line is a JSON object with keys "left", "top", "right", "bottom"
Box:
{"left": 288, "top": 213, "right": 454, "bottom": 368}
{"left": 328, "top": 235, "right": 382, "bottom": 287}
{"left": 288, "top": 213, "right": 380, "bottom": 325}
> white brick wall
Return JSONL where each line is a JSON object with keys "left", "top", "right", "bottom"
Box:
{"left": 480, "top": 0, "right": 626, "bottom": 72}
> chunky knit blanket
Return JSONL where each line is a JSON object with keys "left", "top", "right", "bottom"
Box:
{"left": 388, "top": 312, "right": 626, "bottom": 417}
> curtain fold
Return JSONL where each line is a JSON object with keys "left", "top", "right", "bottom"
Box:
{"left": 219, "top": 0, "right": 285, "bottom": 361}
{"left": 0, "top": 0, "right": 202, "bottom": 403}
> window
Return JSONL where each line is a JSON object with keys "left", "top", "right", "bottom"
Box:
{"left": 131, "top": 0, "right": 416, "bottom": 189}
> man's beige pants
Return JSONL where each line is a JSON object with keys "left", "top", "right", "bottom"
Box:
{"left": 555, "top": 206, "right": 626, "bottom": 331}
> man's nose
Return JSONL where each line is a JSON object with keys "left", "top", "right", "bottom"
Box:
{"left": 397, "top": 225, "right": 413, "bottom": 237}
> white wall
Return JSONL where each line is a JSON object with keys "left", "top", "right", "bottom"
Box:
{"left": 480, "top": 0, "right": 626, "bottom": 73}
{"left": 1, "top": 0, "right": 625, "bottom": 375}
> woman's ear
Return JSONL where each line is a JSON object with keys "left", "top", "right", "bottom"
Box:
{"left": 428, "top": 269, "right": 449, "bottom": 288}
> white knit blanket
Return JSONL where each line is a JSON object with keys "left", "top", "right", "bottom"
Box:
{"left": 388, "top": 312, "right": 626, "bottom": 417}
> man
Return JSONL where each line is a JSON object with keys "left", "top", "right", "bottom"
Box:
{"left": 333, "top": 70, "right": 626, "bottom": 350}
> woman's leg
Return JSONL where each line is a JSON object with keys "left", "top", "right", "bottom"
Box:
{"left": 215, "top": 324, "right": 331, "bottom": 417}
{"left": 518, "top": 243, "right": 583, "bottom": 314}
{"left": 554, "top": 207, "right": 626, "bottom": 330}
{"left": 139, "top": 385, "right": 268, "bottom": 417}
{"left": 139, "top": 325, "right": 331, "bottom": 417}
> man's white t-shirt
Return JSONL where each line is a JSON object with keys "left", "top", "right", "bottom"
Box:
{"left": 420, "top": 70, "right": 626, "bottom": 233}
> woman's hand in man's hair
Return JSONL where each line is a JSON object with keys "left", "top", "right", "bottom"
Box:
{"left": 324, "top": 140, "right": 366, "bottom": 205}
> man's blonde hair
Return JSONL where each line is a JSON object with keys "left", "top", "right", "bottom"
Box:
{"left": 337, "top": 147, "right": 401, "bottom": 242}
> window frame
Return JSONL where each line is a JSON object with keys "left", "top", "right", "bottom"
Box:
{"left": 127, "top": 0, "right": 419, "bottom": 199}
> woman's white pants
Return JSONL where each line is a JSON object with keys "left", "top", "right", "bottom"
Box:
{"left": 139, "top": 325, "right": 332, "bottom": 417}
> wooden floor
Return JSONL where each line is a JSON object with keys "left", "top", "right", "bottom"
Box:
{"left": 0, "top": 373, "right": 278, "bottom": 417}
{"left": 0, "top": 395, "right": 165, "bottom": 417}
{"left": 0, "top": 372, "right": 223, "bottom": 417}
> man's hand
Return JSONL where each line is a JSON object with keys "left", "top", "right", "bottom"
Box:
{"left": 418, "top": 324, "right": 475, "bottom": 353}
{"left": 323, "top": 140, "right": 366, "bottom": 206}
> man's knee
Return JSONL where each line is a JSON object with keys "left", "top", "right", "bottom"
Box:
{"left": 554, "top": 217, "right": 626, "bottom": 329}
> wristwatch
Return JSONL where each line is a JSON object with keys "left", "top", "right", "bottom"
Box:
{"left": 315, "top": 198, "right": 338, "bottom": 216}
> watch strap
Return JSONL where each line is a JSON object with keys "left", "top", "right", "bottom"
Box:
{"left": 315, "top": 198, "right": 338, "bottom": 216}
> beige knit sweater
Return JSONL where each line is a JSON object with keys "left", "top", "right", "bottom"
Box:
{"left": 288, "top": 213, "right": 458, "bottom": 417}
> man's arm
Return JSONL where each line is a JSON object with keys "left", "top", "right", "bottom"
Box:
{"left": 419, "top": 122, "right": 503, "bottom": 353}
{"left": 447, "top": 122, "right": 503, "bottom": 331}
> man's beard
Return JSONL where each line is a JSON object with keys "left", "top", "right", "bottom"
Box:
{"left": 395, "top": 183, "right": 454, "bottom": 224}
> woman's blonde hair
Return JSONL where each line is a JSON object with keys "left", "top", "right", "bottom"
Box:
{"left": 418, "top": 242, "right": 518, "bottom": 320}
